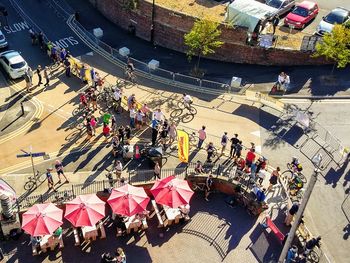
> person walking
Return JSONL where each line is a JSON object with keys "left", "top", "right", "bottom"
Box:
{"left": 206, "top": 142, "right": 215, "bottom": 163}
{"left": 153, "top": 108, "right": 164, "bottom": 123}
{"left": 154, "top": 162, "right": 161, "bottom": 180}
{"left": 267, "top": 167, "right": 280, "bottom": 192}
{"left": 168, "top": 122, "right": 177, "bottom": 146}
{"left": 129, "top": 107, "right": 136, "bottom": 128}
{"left": 245, "top": 148, "right": 256, "bottom": 167}
{"left": 36, "top": 65, "right": 42, "bottom": 86}
{"left": 284, "top": 202, "right": 299, "bottom": 226}
{"left": 151, "top": 125, "right": 159, "bottom": 147}
{"left": 46, "top": 168, "right": 57, "bottom": 192}
{"left": 115, "top": 160, "right": 123, "bottom": 179}
{"left": 24, "top": 68, "right": 32, "bottom": 92}
{"left": 234, "top": 141, "right": 243, "bottom": 160}
{"left": 272, "top": 16, "right": 280, "bottom": 35}
{"left": 135, "top": 110, "right": 144, "bottom": 130}
{"left": 54, "top": 160, "right": 69, "bottom": 184}
{"left": 43, "top": 66, "right": 50, "bottom": 90}
{"left": 103, "top": 123, "right": 111, "bottom": 138}
{"left": 205, "top": 174, "right": 213, "bottom": 201}
{"left": 118, "top": 126, "right": 125, "bottom": 144}
{"left": 220, "top": 132, "right": 228, "bottom": 156}
{"left": 90, "top": 115, "right": 97, "bottom": 136}
{"left": 229, "top": 134, "right": 239, "bottom": 158}
{"left": 197, "top": 125, "right": 207, "bottom": 149}
{"left": 64, "top": 58, "right": 71, "bottom": 77}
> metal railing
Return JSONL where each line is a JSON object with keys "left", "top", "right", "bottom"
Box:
{"left": 42, "top": 0, "right": 236, "bottom": 95}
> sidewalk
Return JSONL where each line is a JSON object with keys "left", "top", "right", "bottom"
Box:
{"left": 65, "top": 0, "right": 350, "bottom": 97}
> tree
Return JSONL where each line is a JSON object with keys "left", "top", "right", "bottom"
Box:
{"left": 184, "top": 18, "right": 224, "bottom": 76}
{"left": 313, "top": 24, "right": 350, "bottom": 73}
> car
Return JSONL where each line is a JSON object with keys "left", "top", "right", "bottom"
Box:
{"left": 265, "top": 0, "right": 296, "bottom": 17}
{"left": 284, "top": 1, "right": 319, "bottom": 29}
{"left": 316, "top": 7, "right": 350, "bottom": 36}
{"left": 0, "top": 30, "right": 8, "bottom": 49}
{"left": 0, "top": 50, "right": 28, "bottom": 79}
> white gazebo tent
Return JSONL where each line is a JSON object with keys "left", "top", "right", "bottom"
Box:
{"left": 224, "top": 0, "right": 278, "bottom": 32}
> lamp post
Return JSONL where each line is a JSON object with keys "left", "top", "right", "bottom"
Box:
{"left": 278, "top": 153, "right": 323, "bottom": 262}
{"left": 150, "top": 0, "right": 155, "bottom": 45}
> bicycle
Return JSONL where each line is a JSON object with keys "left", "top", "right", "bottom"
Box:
{"left": 124, "top": 69, "right": 137, "bottom": 87}
{"left": 191, "top": 181, "right": 207, "bottom": 192}
{"left": 286, "top": 163, "right": 307, "bottom": 183}
{"left": 49, "top": 60, "right": 61, "bottom": 71}
{"left": 170, "top": 101, "right": 197, "bottom": 122}
{"left": 24, "top": 171, "right": 46, "bottom": 191}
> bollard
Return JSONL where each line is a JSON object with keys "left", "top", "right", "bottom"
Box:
{"left": 20, "top": 102, "right": 24, "bottom": 116}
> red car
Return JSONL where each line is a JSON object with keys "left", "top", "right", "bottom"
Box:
{"left": 284, "top": 1, "right": 319, "bottom": 29}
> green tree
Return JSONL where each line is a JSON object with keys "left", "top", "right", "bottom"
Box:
{"left": 313, "top": 24, "right": 350, "bottom": 73}
{"left": 184, "top": 18, "right": 224, "bottom": 75}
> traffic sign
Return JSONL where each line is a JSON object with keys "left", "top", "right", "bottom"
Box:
{"left": 31, "top": 152, "right": 46, "bottom": 157}
{"left": 16, "top": 153, "right": 31, "bottom": 158}
{"left": 16, "top": 152, "right": 46, "bottom": 158}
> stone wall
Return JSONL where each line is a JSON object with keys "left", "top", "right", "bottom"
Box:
{"left": 89, "top": 0, "right": 327, "bottom": 65}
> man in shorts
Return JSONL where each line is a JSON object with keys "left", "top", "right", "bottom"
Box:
{"left": 55, "top": 160, "right": 69, "bottom": 184}
{"left": 46, "top": 168, "right": 56, "bottom": 191}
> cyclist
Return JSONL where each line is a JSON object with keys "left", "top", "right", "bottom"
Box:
{"left": 182, "top": 93, "right": 193, "bottom": 109}
{"left": 114, "top": 88, "right": 123, "bottom": 104}
{"left": 291, "top": 157, "right": 303, "bottom": 173}
{"left": 125, "top": 58, "right": 135, "bottom": 81}
{"left": 79, "top": 93, "right": 88, "bottom": 109}
{"left": 304, "top": 236, "right": 321, "bottom": 256}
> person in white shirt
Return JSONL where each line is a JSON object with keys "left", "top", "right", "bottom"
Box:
{"left": 183, "top": 93, "right": 193, "bottom": 109}
{"left": 115, "top": 160, "right": 123, "bottom": 179}
{"left": 114, "top": 88, "right": 122, "bottom": 102}
{"left": 153, "top": 108, "right": 164, "bottom": 122}
{"left": 129, "top": 107, "right": 136, "bottom": 128}
{"left": 277, "top": 72, "right": 290, "bottom": 91}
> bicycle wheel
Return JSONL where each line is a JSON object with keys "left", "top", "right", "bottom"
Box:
{"left": 188, "top": 106, "right": 197, "bottom": 115}
{"left": 124, "top": 80, "right": 135, "bottom": 89}
{"left": 182, "top": 113, "right": 195, "bottom": 123}
{"left": 72, "top": 107, "right": 81, "bottom": 117}
{"left": 177, "top": 101, "right": 185, "bottom": 109}
{"left": 170, "top": 109, "right": 183, "bottom": 118}
{"left": 24, "top": 180, "right": 35, "bottom": 191}
{"left": 309, "top": 250, "right": 320, "bottom": 263}
{"left": 298, "top": 173, "right": 307, "bottom": 184}
{"left": 75, "top": 117, "right": 85, "bottom": 130}
{"left": 189, "top": 134, "right": 197, "bottom": 148}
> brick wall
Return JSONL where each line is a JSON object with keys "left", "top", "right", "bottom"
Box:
{"left": 90, "top": 0, "right": 328, "bottom": 65}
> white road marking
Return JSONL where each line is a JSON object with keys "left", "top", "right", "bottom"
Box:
{"left": 250, "top": 130, "right": 261, "bottom": 138}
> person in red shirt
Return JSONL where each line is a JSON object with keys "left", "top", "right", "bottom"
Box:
{"left": 103, "top": 123, "right": 110, "bottom": 137}
{"left": 245, "top": 148, "right": 256, "bottom": 167}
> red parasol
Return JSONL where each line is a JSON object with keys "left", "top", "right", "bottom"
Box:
{"left": 64, "top": 194, "right": 105, "bottom": 227}
{"left": 22, "top": 203, "right": 63, "bottom": 236}
{"left": 107, "top": 184, "right": 150, "bottom": 216}
{"left": 150, "top": 176, "right": 194, "bottom": 208}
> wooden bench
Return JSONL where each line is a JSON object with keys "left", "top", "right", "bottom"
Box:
{"left": 98, "top": 221, "right": 106, "bottom": 239}
{"left": 73, "top": 228, "right": 80, "bottom": 246}
{"left": 262, "top": 216, "right": 285, "bottom": 243}
{"left": 151, "top": 200, "right": 164, "bottom": 228}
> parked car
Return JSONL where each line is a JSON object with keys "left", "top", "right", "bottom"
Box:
{"left": 0, "top": 30, "right": 8, "bottom": 49}
{"left": 316, "top": 7, "right": 350, "bottom": 36}
{"left": 284, "top": 1, "right": 319, "bottom": 29}
{"left": 0, "top": 50, "right": 28, "bottom": 79}
{"left": 265, "top": 0, "right": 295, "bottom": 17}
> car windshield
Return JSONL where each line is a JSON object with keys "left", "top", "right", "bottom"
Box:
{"left": 10, "top": 61, "right": 26, "bottom": 69}
{"left": 292, "top": 6, "right": 309, "bottom": 17}
{"left": 266, "top": 0, "right": 283, "bottom": 9}
{"left": 324, "top": 12, "right": 346, "bottom": 24}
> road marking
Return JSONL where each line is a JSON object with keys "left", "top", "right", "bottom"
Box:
{"left": 281, "top": 99, "right": 350, "bottom": 104}
{"left": 250, "top": 130, "right": 261, "bottom": 138}
{"left": 0, "top": 80, "right": 43, "bottom": 144}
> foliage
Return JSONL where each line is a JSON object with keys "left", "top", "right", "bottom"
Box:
{"left": 313, "top": 24, "right": 350, "bottom": 69}
{"left": 184, "top": 18, "right": 224, "bottom": 69}
{"left": 121, "top": 0, "right": 138, "bottom": 10}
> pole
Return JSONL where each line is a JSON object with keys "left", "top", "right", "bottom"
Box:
{"left": 150, "top": 0, "right": 155, "bottom": 45}
{"left": 278, "top": 169, "right": 319, "bottom": 262}
{"left": 29, "top": 146, "right": 36, "bottom": 177}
